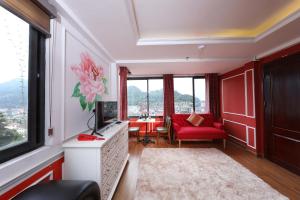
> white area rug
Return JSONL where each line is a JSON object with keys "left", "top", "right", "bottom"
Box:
{"left": 135, "top": 148, "right": 288, "bottom": 200}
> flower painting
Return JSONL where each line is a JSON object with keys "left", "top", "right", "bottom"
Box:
{"left": 71, "top": 53, "right": 107, "bottom": 111}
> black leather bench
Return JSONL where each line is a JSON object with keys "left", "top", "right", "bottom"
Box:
{"left": 13, "top": 180, "right": 100, "bottom": 200}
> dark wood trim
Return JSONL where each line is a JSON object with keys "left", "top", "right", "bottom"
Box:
{"left": 0, "top": 0, "right": 51, "bottom": 36}
{"left": 219, "top": 43, "right": 300, "bottom": 158}
{"left": 255, "top": 43, "right": 300, "bottom": 158}
{"left": 254, "top": 62, "right": 264, "bottom": 157}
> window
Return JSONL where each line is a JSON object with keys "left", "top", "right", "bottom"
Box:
{"left": 127, "top": 78, "right": 163, "bottom": 117}
{"left": 148, "top": 79, "right": 163, "bottom": 116}
{"left": 0, "top": 6, "right": 45, "bottom": 163}
{"left": 174, "top": 77, "right": 206, "bottom": 114}
{"left": 127, "top": 80, "right": 147, "bottom": 116}
{"left": 194, "top": 78, "right": 206, "bottom": 113}
{"left": 174, "top": 78, "right": 193, "bottom": 113}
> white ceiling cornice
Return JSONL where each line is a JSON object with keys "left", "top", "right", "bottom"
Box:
{"left": 137, "top": 37, "right": 254, "bottom": 46}
{"left": 116, "top": 57, "right": 251, "bottom": 64}
{"left": 124, "top": 0, "right": 140, "bottom": 41}
{"left": 256, "top": 36, "right": 300, "bottom": 59}
{"left": 255, "top": 9, "right": 300, "bottom": 42}
{"left": 124, "top": 0, "right": 300, "bottom": 46}
{"left": 52, "top": 0, "right": 115, "bottom": 62}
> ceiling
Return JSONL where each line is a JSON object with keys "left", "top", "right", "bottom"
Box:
{"left": 135, "top": 0, "right": 291, "bottom": 38}
{"left": 54, "top": 0, "right": 300, "bottom": 75}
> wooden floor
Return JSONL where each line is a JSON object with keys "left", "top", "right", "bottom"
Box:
{"left": 113, "top": 137, "right": 300, "bottom": 200}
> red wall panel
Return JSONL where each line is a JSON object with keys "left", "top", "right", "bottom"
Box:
{"left": 220, "top": 62, "right": 257, "bottom": 152}
{"left": 222, "top": 74, "right": 245, "bottom": 115}
{"left": 1, "top": 157, "right": 64, "bottom": 199}
{"left": 224, "top": 120, "right": 247, "bottom": 142}
{"left": 221, "top": 44, "right": 300, "bottom": 156}
{"left": 247, "top": 127, "right": 256, "bottom": 149}
{"left": 222, "top": 113, "right": 256, "bottom": 127}
{"left": 246, "top": 70, "right": 254, "bottom": 117}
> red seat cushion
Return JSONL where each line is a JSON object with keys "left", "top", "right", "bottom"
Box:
{"left": 198, "top": 114, "right": 214, "bottom": 127}
{"left": 177, "top": 127, "right": 227, "bottom": 140}
{"left": 172, "top": 114, "right": 191, "bottom": 126}
{"left": 172, "top": 113, "right": 215, "bottom": 127}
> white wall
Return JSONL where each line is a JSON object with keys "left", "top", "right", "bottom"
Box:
{"left": 45, "top": 14, "right": 118, "bottom": 145}
{"left": 0, "top": 4, "right": 119, "bottom": 192}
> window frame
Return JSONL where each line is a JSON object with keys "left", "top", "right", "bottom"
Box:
{"left": 127, "top": 77, "right": 163, "bottom": 118}
{"left": 0, "top": 26, "right": 46, "bottom": 164}
{"left": 173, "top": 76, "right": 205, "bottom": 113}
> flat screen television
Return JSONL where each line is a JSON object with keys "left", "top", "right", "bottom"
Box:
{"left": 96, "top": 101, "right": 118, "bottom": 129}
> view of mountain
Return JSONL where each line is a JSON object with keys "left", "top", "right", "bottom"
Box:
{"left": 0, "top": 79, "right": 28, "bottom": 109}
{"left": 127, "top": 85, "right": 200, "bottom": 105}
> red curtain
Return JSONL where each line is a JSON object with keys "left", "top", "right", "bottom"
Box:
{"left": 163, "top": 74, "right": 175, "bottom": 119}
{"left": 205, "top": 73, "right": 220, "bottom": 119}
{"left": 119, "top": 67, "right": 128, "bottom": 120}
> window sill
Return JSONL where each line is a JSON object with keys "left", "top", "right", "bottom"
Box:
{"left": 0, "top": 145, "right": 63, "bottom": 192}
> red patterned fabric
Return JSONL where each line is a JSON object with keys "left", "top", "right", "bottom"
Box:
{"left": 163, "top": 74, "right": 175, "bottom": 119}
{"left": 205, "top": 73, "right": 220, "bottom": 119}
{"left": 119, "top": 67, "right": 128, "bottom": 120}
{"left": 186, "top": 113, "right": 204, "bottom": 126}
{"left": 172, "top": 113, "right": 227, "bottom": 140}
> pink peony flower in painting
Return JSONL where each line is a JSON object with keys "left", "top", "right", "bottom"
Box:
{"left": 71, "top": 53, "right": 107, "bottom": 111}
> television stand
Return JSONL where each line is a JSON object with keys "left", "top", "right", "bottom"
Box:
{"left": 63, "top": 122, "right": 129, "bottom": 200}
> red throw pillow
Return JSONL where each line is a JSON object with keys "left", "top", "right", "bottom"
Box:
{"left": 186, "top": 113, "right": 204, "bottom": 126}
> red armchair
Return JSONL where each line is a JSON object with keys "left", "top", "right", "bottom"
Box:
{"left": 171, "top": 113, "right": 227, "bottom": 148}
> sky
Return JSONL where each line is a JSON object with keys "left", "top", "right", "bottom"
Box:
{"left": 127, "top": 77, "right": 206, "bottom": 100}
{"left": 0, "top": 6, "right": 29, "bottom": 84}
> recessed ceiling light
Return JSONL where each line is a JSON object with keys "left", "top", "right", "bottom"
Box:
{"left": 198, "top": 45, "right": 205, "bottom": 49}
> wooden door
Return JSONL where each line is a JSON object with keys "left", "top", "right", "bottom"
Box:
{"left": 264, "top": 53, "right": 300, "bottom": 175}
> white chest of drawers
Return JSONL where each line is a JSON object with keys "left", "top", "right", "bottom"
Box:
{"left": 63, "top": 122, "right": 129, "bottom": 200}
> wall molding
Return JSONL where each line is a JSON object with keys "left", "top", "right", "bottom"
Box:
{"left": 222, "top": 70, "right": 256, "bottom": 118}
{"left": 223, "top": 119, "right": 256, "bottom": 149}
{"left": 245, "top": 69, "right": 256, "bottom": 118}
{"left": 244, "top": 72, "right": 248, "bottom": 117}
{"left": 52, "top": 0, "right": 115, "bottom": 62}
{"left": 0, "top": 148, "right": 63, "bottom": 195}
{"left": 222, "top": 73, "right": 246, "bottom": 115}
{"left": 116, "top": 57, "right": 250, "bottom": 64}
{"left": 137, "top": 37, "right": 254, "bottom": 46}
{"left": 27, "top": 171, "right": 53, "bottom": 188}
{"left": 247, "top": 126, "right": 257, "bottom": 149}
{"left": 255, "top": 10, "right": 300, "bottom": 42}
{"left": 124, "top": 0, "right": 140, "bottom": 41}
{"left": 221, "top": 67, "right": 257, "bottom": 150}
{"left": 124, "top": 0, "right": 300, "bottom": 46}
{"left": 256, "top": 36, "right": 300, "bottom": 59}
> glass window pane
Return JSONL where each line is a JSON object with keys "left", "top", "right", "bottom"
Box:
{"left": 149, "top": 79, "right": 163, "bottom": 116}
{"left": 174, "top": 78, "right": 193, "bottom": 114}
{"left": 194, "top": 78, "right": 206, "bottom": 113}
{"left": 0, "top": 6, "right": 29, "bottom": 150}
{"left": 127, "top": 80, "right": 147, "bottom": 116}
